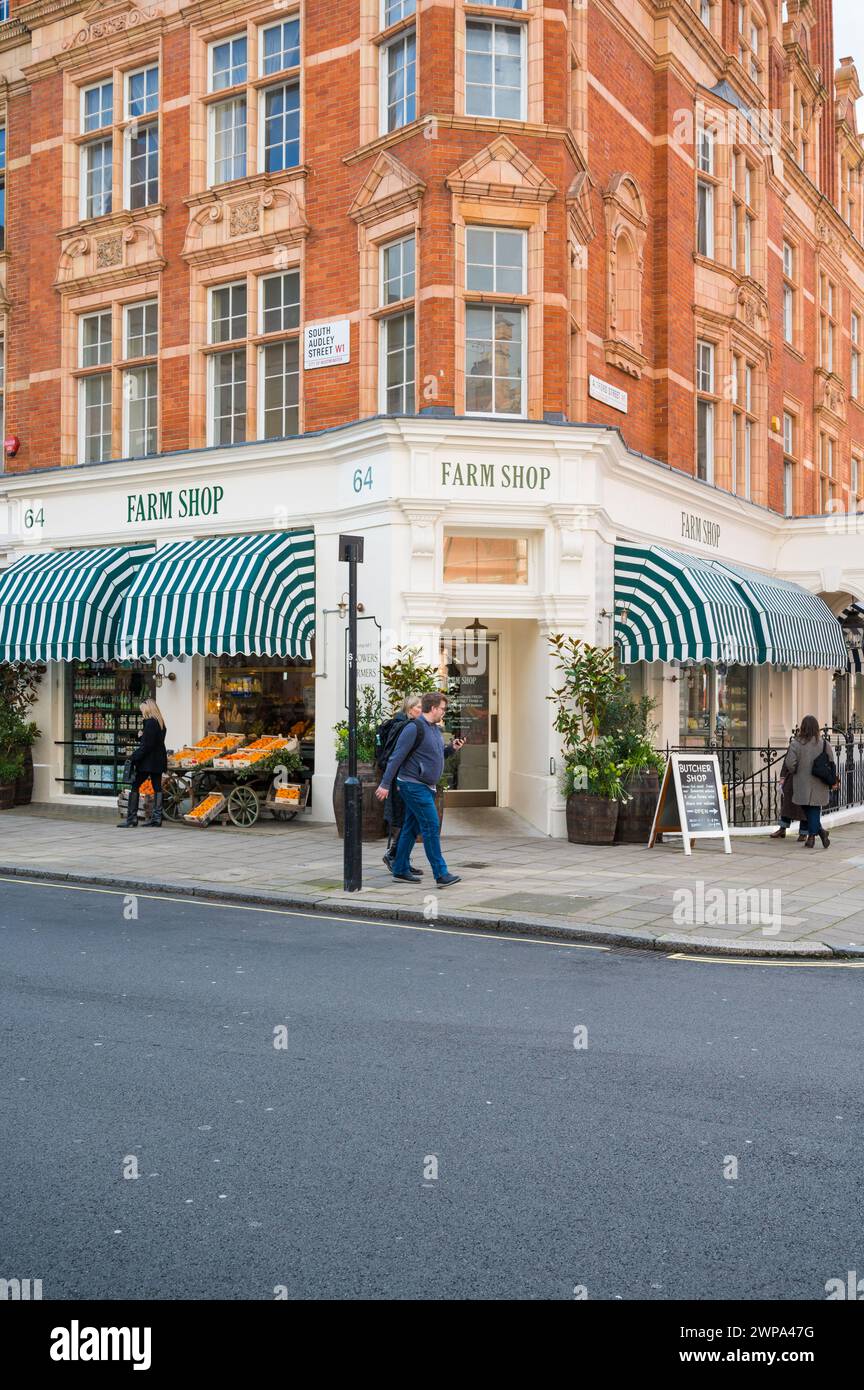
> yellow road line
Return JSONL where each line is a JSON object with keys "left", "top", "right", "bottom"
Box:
{"left": 0, "top": 875, "right": 608, "bottom": 952}
{"left": 666, "top": 953, "right": 864, "bottom": 968}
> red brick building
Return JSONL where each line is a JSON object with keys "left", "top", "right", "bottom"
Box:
{"left": 1, "top": 0, "right": 863, "bottom": 830}
{"left": 0, "top": 0, "right": 860, "bottom": 509}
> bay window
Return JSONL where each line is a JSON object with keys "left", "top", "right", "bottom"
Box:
{"left": 695, "top": 339, "right": 716, "bottom": 483}
{"left": 465, "top": 227, "right": 526, "bottom": 416}
{"left": 379, "top": 235, "right": 415, "bottom": 413}
{"left": 465, "top": 20, "right": 524, "bottom": 120}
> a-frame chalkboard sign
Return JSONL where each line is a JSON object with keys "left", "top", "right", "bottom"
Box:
{"left": 648, "top": 753, "right": 732, "bottom": 855}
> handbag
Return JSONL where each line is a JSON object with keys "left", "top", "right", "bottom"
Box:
{"left": 121, "top": 757, "right": 135, "bottom": 786}
{"left": 811, "top": 739, "right": 836, "bottom": 787}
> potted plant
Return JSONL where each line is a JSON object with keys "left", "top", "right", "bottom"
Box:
{"left": 332, "top": 686, "right": 387, "bottom": 839}
{"left": 0, "top": 663, "right": 43, "bottom": 805}
{"left": 381, "top": 644, "right": 439, "bottom": 709}
{"left": 0, "top": 699, "right": 26, "bottom": 811}
{"left": 599, "top": 691, "right": 665, "bottom": 844}
{"left": 548, "top": 636, "right": 630, "bottom": 844}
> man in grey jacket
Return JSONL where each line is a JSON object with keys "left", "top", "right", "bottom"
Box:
{"left": 375, "top": 691, "right": 465, "bottom": 885}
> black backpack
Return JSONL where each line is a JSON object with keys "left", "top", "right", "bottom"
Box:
{"left": 376, "top": 714, "right": 425, "bottom": 773}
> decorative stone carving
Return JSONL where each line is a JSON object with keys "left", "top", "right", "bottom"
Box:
{"left": 736, "top": 282, "right": 770, "bottom": 339}
{"left": 348, "top": 151, "right": 425, "bottom": 225}
{"left": 229, "top": 200, "right": 260, "bottom": 237}
{"left": 566, "top": 171, "right": 595, "bottom": 249}
{"left": 814, "top": 368, "right": 847, "bottom": 422}
{"left": 96, "top": 234, "right": 123, "bottom": 269}
{"left": 63, "top": 3, "right": 164, "bottom": 50}
{"left": 56, "top": 217, "right": 165, "bottom": 292}
{"left": 445, "top": 135, "right": 556, "bottom": 204}
{"left": 816, "top": 217, "right": 843, "bottom": 254}
{"left": 182, "top": 184, "right": 309, "bottom": 266}
{"left": 603, "top": 173, "right": 648, "bottom": 378}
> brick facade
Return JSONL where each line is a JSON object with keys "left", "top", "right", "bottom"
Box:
{"left": 0, "top": 0, "right": 862, "bottom": 522}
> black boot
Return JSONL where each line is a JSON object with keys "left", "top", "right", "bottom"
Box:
{"left": 118, "top": 788, "right": 140, "bottom": 827}
{"left": 146, "top": 793, "right": 163, "bottom": 827}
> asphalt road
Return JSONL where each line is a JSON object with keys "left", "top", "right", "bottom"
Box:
{"left": 1, "top": 875, "right": 863, "bottom": 1301}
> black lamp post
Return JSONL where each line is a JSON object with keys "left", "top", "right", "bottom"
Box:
{"left": 339, "top": 534, "right": 364, "bottom": 891}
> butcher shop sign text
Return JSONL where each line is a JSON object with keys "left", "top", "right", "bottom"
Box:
{"left": 441, "top": 460, "right": 551, "bottom": 491}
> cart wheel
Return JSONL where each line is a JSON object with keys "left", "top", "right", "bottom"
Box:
{"left": 227, "top": 784, "right": 260, "bottom": 827}
{"left": 196, "top": 771, "right": 222, "bottom": 798}
{"left": 163, "top": 776, "right": 190, "bottom": 822}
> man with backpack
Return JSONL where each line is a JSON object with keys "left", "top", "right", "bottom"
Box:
{"left": 375, "top": 691, "right": 465, "bottom": 886}
{"left": 376, "top": 695, "right": 423, "bottom": 873}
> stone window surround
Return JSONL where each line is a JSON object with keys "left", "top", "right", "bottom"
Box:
{"left": 452, "top": 196, "right": 544, "bottom": 420}
{"left": 819, "top": 426, "right": 838, "bottom": 512}
{"left": 189, "top": 2, "right": 303, "bottom": 199}
{"left": 188, "top": 244, "right": 304, "bottom": 449}
{"left": 63, "top": 50, "right": 162, "bottom": 233}
{"left": 694, "top": 105, "right": 768, "bottom": 291}
{"left": 455, "top": 0, "right": 543, "bottom": 126}
{"left": 735, "top": 0, "right": 767, "bottom": 93}
{"left": 728, "top": 346, "right": 762, "bottom": 503}
{"left": 602, "top": 172, "right": 647, "bottom": 380}
{"left": 782, "top": 397, "right": 800, "bottom": 516}
{"left": 60, "top": 275, "right": 161, "bottom": 466}
{"left": 851, "top": 300, "right": 864, "bottom": 406}
{"left": 781, "top": 232, "right": 802, "bottom": 352}
{"left": 359, "top": 0, "right": 418, "bottom": 150}
{"left": 357, "top": 206, "right": 420, "bottom": 419}
{"left": 693, "top": 311, "right": 768, "bottom": 505}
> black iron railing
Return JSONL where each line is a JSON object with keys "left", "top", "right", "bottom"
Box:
{"left": 657, "top": 727, "right": 864, "bottom": 827}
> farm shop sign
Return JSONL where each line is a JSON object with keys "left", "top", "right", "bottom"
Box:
{"left": 441, "top": 460, "right": 551, "bottom": 491}
{"left": 681, "top": 510, "right": 721, "bottom": 548}
{"left": 126, "top": 485, "right": 224, "bottom": 524}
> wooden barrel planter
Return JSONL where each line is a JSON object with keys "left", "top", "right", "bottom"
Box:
{"left": 332, "top": 761, "right": 387, "bottom": 841}
{"left": 14, "top": 746, "right": 35, "bottom": 806}
{"left": 566, "top": 791, "right": 619, "bottom": 845}
{"left": 614, "top": 770, "right": 660, "bottom": 844}
{"left": 0, "top": 782, "right": 16, "bottom": 811}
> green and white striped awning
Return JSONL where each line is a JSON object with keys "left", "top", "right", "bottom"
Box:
{"left": 0, "top": 545, "right": 155, "bottom": 663}
{"left": 118, "top": 529, "right": 315, "bottom": 660}
{"left": 615, "top": 543, "right": 847, "bottom": 670}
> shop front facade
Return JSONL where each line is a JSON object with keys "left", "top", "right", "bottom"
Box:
{"left": 1, "top": 416, "right": 860, "bottom": 837}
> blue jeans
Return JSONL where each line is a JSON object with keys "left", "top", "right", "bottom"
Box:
{"left": 801, "top": 805, "right": 824, "bottom": 836}
{"left": 392, "top": 780, "right": 448, "bottom": 880}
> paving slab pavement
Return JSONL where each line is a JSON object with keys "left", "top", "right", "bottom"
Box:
{"left": 2, "top": 803, "right": 864, "bottom": 956}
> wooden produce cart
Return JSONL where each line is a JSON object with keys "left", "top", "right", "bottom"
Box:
{"left": 166, "top": 736, "right": 308, "bottom": 828}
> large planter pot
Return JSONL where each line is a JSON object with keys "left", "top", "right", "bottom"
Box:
{"left": 14, "top": 746, "right": 34, "bottom": 806}
{"left": 333, "top": 761, "right": 387, "bottom": 841}
{"left": 0, "top": 782, "right": 16, "bottom": 811}
{"left": 614, "top": 770, "right": 660, "bottom": 844}
{"left": 566, "top": 791, "right": 619, "bottom": 845}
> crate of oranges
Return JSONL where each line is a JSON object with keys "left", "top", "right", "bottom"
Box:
{"left": 212, "top": 735, "right": 292, "bottom": 770}
{"left": 168, "top": 735, "right": 245, "bottom": 769}
{"left": 183, "top": 792, "right": 227, "bottom": 826}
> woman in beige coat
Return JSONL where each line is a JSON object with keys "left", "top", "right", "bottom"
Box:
{"left": 782, "top": 715, "right": 837, "bottom": 849}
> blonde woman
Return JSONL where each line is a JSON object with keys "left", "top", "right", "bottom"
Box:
{"left": 118, "top": 698, "right": 168, "bottom": 829}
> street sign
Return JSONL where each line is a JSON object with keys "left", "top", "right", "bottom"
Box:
{"left": 649, "top": 753, "right": 731, "bottom": 855}
{"left": 344, "top": 615, "right": 381, "bottom": 708}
